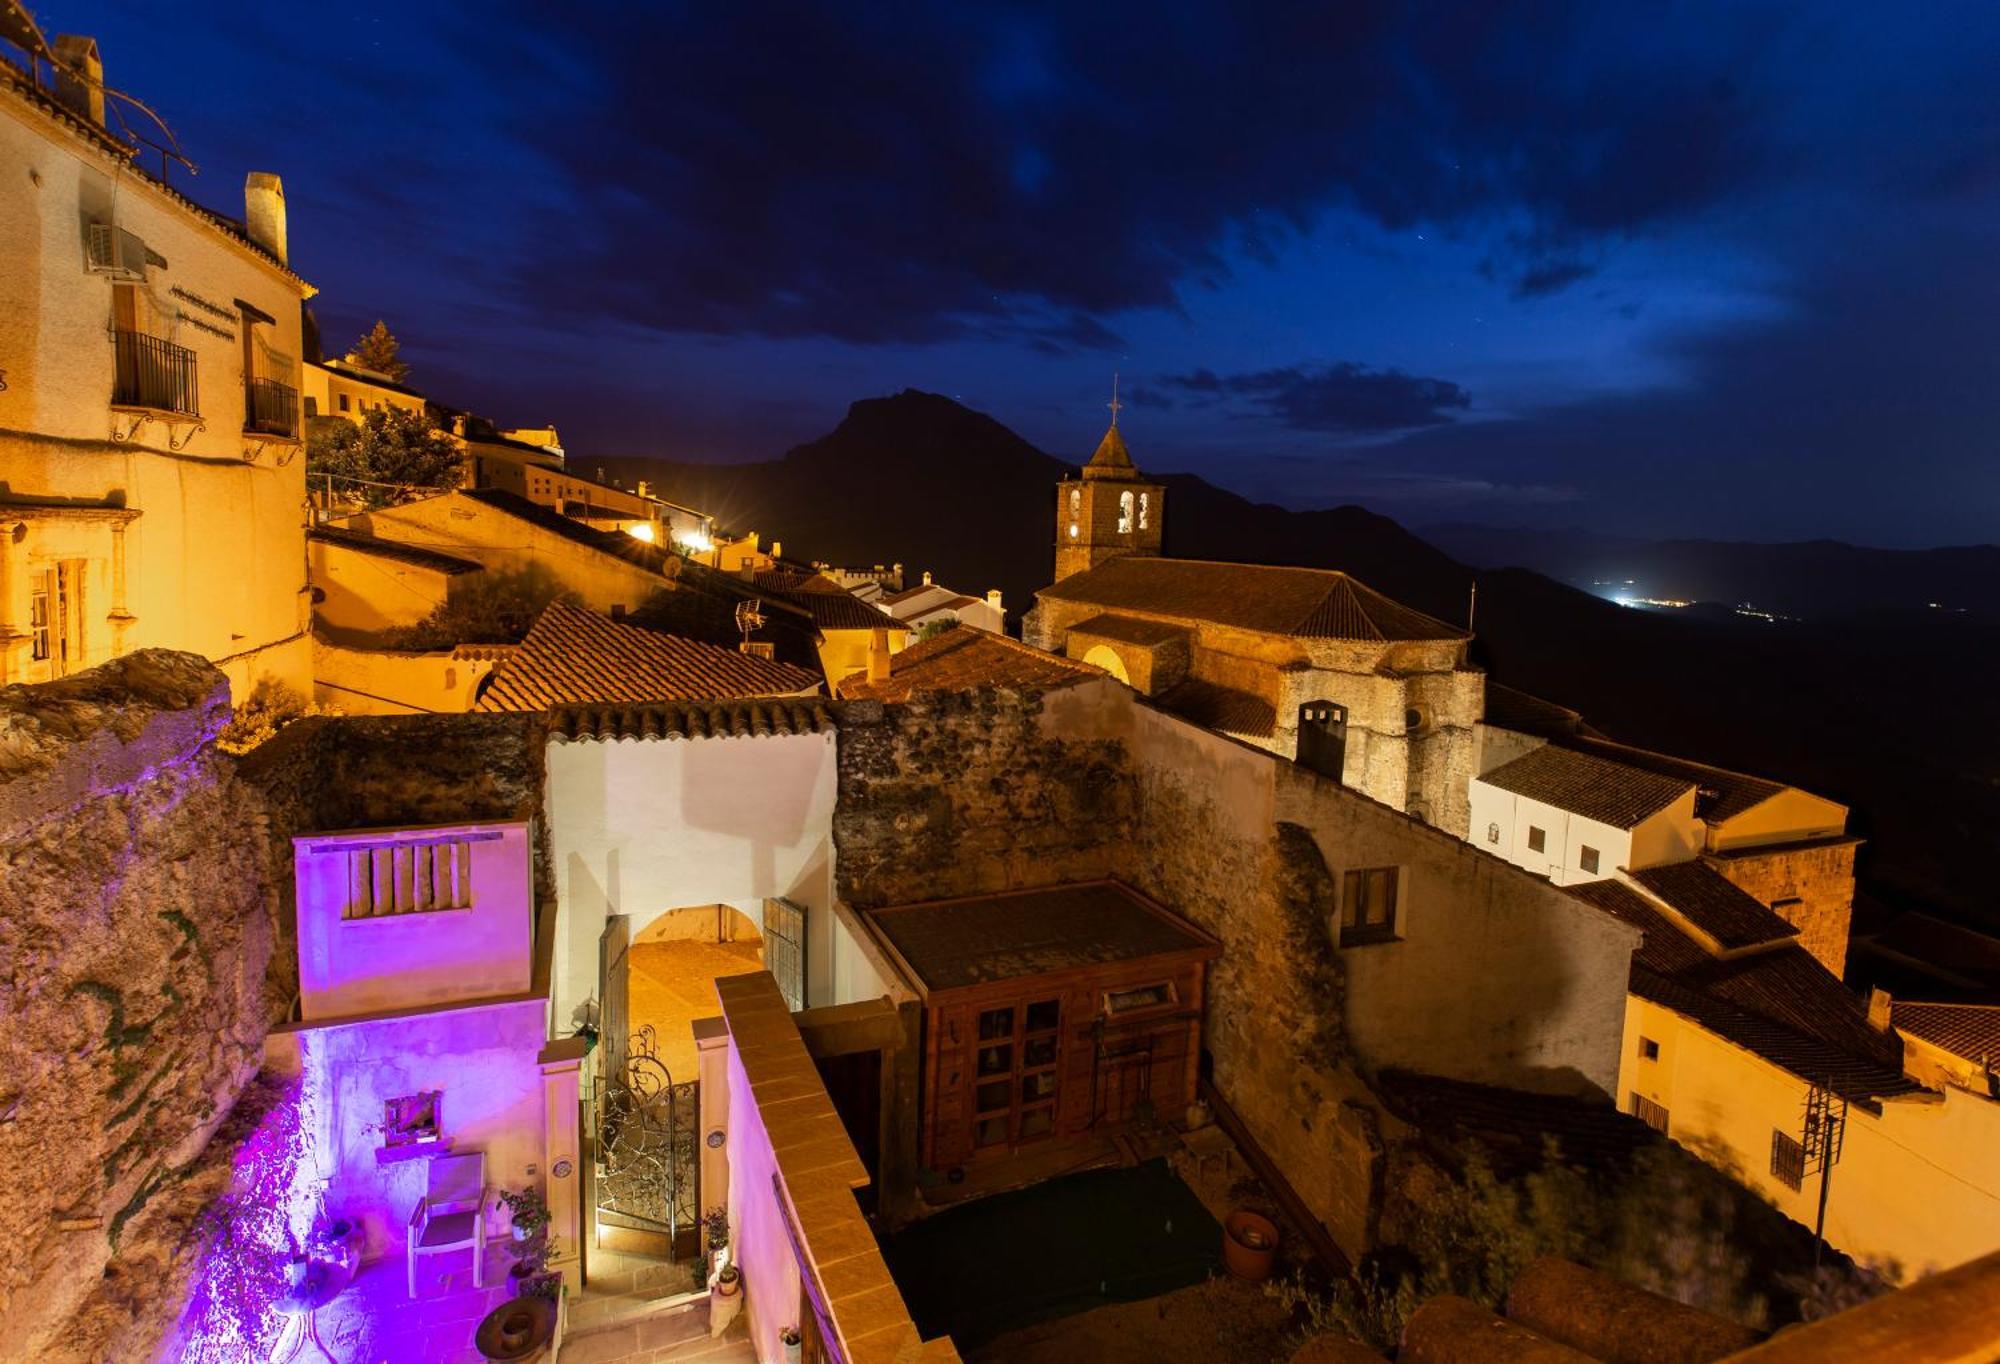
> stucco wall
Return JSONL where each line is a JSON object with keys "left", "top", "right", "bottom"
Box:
{"left": 308, "top": 537, "right": 463, "bottom": 637}
{"left": 311, "top": 637, "right": 498, "bottom": 715}
{"left": 266, "top": 998, "right": 549, "bottom": 1262}
{"left": 341, "top": 493, "right": 671, "bottom": 617}
{"left": 1622, "top": 996, "right": 2000, "bottom": 1276}
{"left": 294, "top": 820, "right": 536, "bottom": 1021}
{"left": 0, "top": 650, "right": 278, "bottom": 1361}
{"left": 544, "top": 728, "right": 839, "bottom": 1032}
{"left": 0, "top": 92, "right": 309, "bottom": 697}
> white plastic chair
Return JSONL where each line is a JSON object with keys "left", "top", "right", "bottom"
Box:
{"left": 406, "top": 1151, "right": 485, "bottom": 1297}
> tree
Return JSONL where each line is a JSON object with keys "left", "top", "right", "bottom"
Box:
{"left": 914, "top": 618, "right": 959, "bottom": 643}
{"left": 387, "top": 565, "right": 576, "bottom": 650}
{"left": 348, "top": 319, "right": 410, "bottom": 381}
{"left": 307, "top": 408, "right": 463, "bottom": 509}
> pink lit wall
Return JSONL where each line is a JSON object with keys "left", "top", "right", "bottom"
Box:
{"left": 724, "top": 1039, "right": 803, "bottom": 1364}
{"left": 265, "top": 998, "right": 549, "bottom": 1260}
{"left": 294, "top": 820, "right": 534, "bottom": 1021}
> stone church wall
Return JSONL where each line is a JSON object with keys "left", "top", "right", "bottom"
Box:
{"left": 1704, "top": 840, "right": 1858, "bottom": 976}
{"left": 0, "top": 651, "right": 277, "bottom": 1361}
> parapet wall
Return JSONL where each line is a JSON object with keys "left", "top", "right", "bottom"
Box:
{"left": 0, "top": 651, "right": 277, "bottom": 1362}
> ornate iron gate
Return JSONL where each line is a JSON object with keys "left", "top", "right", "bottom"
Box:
{"left": 764, "top": 897, "right": 807, "bottom": 1011}
{"left": 594, "top": 1025, "right": 699, "bottom": 1258}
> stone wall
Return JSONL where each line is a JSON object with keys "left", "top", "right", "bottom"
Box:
{"left": 832, "top": 689, "right": 1132, "bottom": 907}
{"left": 1705, "top": 841, "right": 1857, "bottom": 976}
{"left": 0, "top": 651, "right": 277, "bottom": 1361}
{"left": 832, "top": 677, "right": 1635, "bottom": 1263}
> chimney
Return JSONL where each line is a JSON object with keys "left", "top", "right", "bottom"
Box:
{"left": 986, "top": 589, "right": 1003, "bottom": 610}
{"left": 922, "top": 570, "right": 933, "bottom": 587}
{"left": 243, "top": 173, "right": 288, "bottom": 265}
{"left": 867, "top": 628, "right": 892, "bottom": 683}
{"left": 52, "top": 35, "right": 105, "bottom": 126}
{"left": 771, "top": 540, "right": 782, "bottom": 560}
{"left": 1867, "top": 987, "right": 1893, "bottom": 1032}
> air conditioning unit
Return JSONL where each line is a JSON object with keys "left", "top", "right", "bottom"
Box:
{"left": 85, "top": 222, "right": 148, "bottom": 280}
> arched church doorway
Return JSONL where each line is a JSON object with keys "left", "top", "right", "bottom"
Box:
{"left": 1081, "top": 643, "right": 1130, "bottom": 683}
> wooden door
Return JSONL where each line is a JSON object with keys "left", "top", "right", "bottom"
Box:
{"left": 1095, "top": 1038, "right": 1156, "bottom": 1127}
{"left": 599, "top": 913, "right": 631, "bottom": 1079}
{"left": 763, "top": 897, "right": 807, "bottom": 1011}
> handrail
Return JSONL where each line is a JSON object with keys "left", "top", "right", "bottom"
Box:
{"left": 110, "top": 328, "right": 198, "bottom": 416}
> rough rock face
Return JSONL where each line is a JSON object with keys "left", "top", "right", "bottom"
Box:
{"left": 0, "top": 651, "right": 276, "bottom": 1361}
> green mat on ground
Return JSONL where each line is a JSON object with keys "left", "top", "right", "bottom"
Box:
{"left": 879, "top": 1157, "right": 1222, "bottom": 1348}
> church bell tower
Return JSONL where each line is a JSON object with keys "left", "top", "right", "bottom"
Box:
{"left": 1053, "top": 386, "right": 1164, "bottom": 583}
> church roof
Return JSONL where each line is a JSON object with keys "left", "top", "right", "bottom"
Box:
{"left": 837, "top": 626, "right": 1100, "bottom": 701}
{"left": 1479, "top": 744, "right": 1693, "bottom": 829}
{"left": 1154, "top": 677, "right": 1277, "bottom": 738}
{"left": 1080, "top": 423, "right": 1138, "bottom": 480}
{"left": 476, "top": 601, "right": 820, "bottom": 711}
{"left": 1630, "top": 862, "right": 1802, "bottom": 952}
{"left": 1038, "top": 556, "right": 1470, "bottom": 642}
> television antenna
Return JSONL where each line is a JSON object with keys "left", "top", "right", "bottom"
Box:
{"left": 734, "top": 598, "right": 766, "bottom": 645}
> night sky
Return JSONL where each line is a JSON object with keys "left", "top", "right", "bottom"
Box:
{"left": 55, "top": 2, "right": 2000, "bottom": 545}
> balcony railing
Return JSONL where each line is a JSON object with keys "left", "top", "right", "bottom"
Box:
{"left": 246, "top": 376, "right": 300, "bottom": 437}
{"left": 111, "top": 329, "right": 199, "bottom": 417}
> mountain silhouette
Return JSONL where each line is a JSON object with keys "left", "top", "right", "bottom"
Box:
{"left": 602, "top": 390, "right": 2000, "bottom": 950}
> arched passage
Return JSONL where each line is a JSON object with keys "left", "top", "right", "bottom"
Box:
{"left": 626, "top": 903, "right": 764, "bottom": 1078}
{"left": 1080, "top": 643, "right": 1130, "bottom": 684}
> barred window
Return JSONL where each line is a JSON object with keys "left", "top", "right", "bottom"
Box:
{"left": 1770, "top": 1128, "right": 1806, "bottom": 1192}
{"left": 1628, "top": 1091, "right": 1669, "bottom": 1134}
{"left": 345, "top": 839, "right": 474, "bottom": 919}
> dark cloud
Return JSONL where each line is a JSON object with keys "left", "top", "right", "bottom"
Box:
{"left": 1159, "top": 364, "right": 1472, "bottom": 434}
{"left": 505, "top": 2, "right": 1774, "bottom": 343}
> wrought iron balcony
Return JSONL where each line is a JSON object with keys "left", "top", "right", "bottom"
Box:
{"left": 245, "top": 376, "right": 300, "bottom": 437}
{"left": 111, "top": 329, "right": 199, "bottom": 417}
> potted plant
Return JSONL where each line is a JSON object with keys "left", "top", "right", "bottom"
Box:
{"left": 781, "top": 1325, "right": 802, "bottom": 1363}
{"left": 497, "top": 1186, "right": 551, "bottom": 1244}
{"left": 714, "top": 1263, "right": 741, "bottom": 1297}
{"left": 703, "top": 1205, "right": 731, "bottom": 1273}
{"left": 1221, "top": 1208, "right": 1279, "bottom": 1281}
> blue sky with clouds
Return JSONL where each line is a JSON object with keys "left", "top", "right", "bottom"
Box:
{"left": 44, "top": 0, "right": 2000, "bottom": 545}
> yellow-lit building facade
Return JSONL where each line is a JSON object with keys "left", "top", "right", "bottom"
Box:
{"left": 300, "top": 356, "right": 426, "bottom": 424}
{"left": 0, "top": 36, "right": 312, "bottom": 697}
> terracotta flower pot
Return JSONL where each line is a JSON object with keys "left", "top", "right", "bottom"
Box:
{"left": 1221, "top": 1210, "right": 1279, "bottom": 1281}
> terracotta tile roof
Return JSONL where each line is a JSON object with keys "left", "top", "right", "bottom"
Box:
{"left": 880, "top": 583, "right": 951, "bottom": 608}
{"left": 1068, "top": 613, "right": 1191, "bottom": 647}
{"left": 754, "top": 567, "right": 846, "bottom": 594}
{"left": 837, "top": 627, "right": 1100, "bottom": 701}
{"left": 1375, "top": 1071, "right": 1665, "bottom": 1176}
{"left": 1560, "top": 736, "right": 1789, "bottom": 825}
{"left": 1038, "top": 557, "right": 1469, "bottom": 642}
{"left": 476, "top": 601, "right": 819, "bottom": 711}
{"left": 1479, "top": 745, "right": 1693, "bottom": 829}
{"left": 1483, "top": 682, "right": 1590, "bottom": 737}
{"left": 865, "top": 880, "right": 1217, "bottom": 993}
{"left": 1154, "top": 677, "right": 1277, "bottom": 738}
{"left": 793, "top": 591, "right": 909, "bottom": 633}
{"left": 308, "top": 524, "right": 485, "bottom": 576}
{"left": 1631, "top": 862, "right": 1801, "bottom": 951}
{"left": 548, "top": 698, "right": 836, "bottom": 743}
{"left": 1893, "top": 1002, "right": 2000, "bottom": 1065}
{"left": 458, "top": 489, "right": 678, "bottom": 576}
{"left": 1566, "top": 879, "right": 1919, "bottom": 1109}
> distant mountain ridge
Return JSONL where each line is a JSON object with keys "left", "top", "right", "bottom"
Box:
{"left": 1424, "top": 522, "right": 2000, "bottom": 620}
{"left": 600, "top": 389, "right": 2000, "bottom": 943}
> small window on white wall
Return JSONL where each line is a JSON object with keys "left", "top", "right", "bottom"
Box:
{"left": 1527, "top": 826, "right": 1547, "bottom": 854}
{"left": 1579, "top": 846, "right": 1601, "bottom": 874}
{"left": 1486, "top": 822, "right": 1501, "bottom": 845}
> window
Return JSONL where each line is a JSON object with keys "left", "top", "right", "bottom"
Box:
{"left": 1638, "top": 1036, "right": 1660, "bottom": 1061}
{"left": 338, "top": 393, "right": 351, "bottom": 413}
{"left": 344, "top": 838, "right": 475, "bottom": 919}
{"left": 1527, "top": 826, "right": 1547, "bottom": 854}
{"left": 1628, "top": 1092, "right": 1669, "bottom": 1134}
{"left": 1104, "top": 983, "right": 1174, "bottom": 1015}
{"left": 1770, "top": 1129, "right": 1805, "bottom": 1191}
{"left": 1117, "top": 490, "right": 1134, "bottom": 534}
{"left": 383, "top": 1091, "right": 442, "bottom": 1149}
{"left": 1340, "top": 866, "right": 1400, "bottom": 946}
{"left": 1138, "top": 492, "right": 1149, "bottom": 530}
{"left": 1579, "top": 846, "right": 1600, "bottom": 874}
{"left": 29, "top": 584, "right": 50, "bottom": 661}
{"left": 303, "top": 396, "right": 319, "bottom": 418}
{"left": 972, "top": 999, "right": 1061, "bottom": 1150}
{"left": 1486, "top": 822, "right": 1501, "bottom": 845}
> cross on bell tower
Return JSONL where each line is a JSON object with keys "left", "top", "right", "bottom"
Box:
{"left": 1051, "top": 377, "right": 1165, "bottom": 583}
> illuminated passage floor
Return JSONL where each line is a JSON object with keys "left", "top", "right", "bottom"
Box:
{"left": 627, "top": 938, "right": 765, "bottom": 1079}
